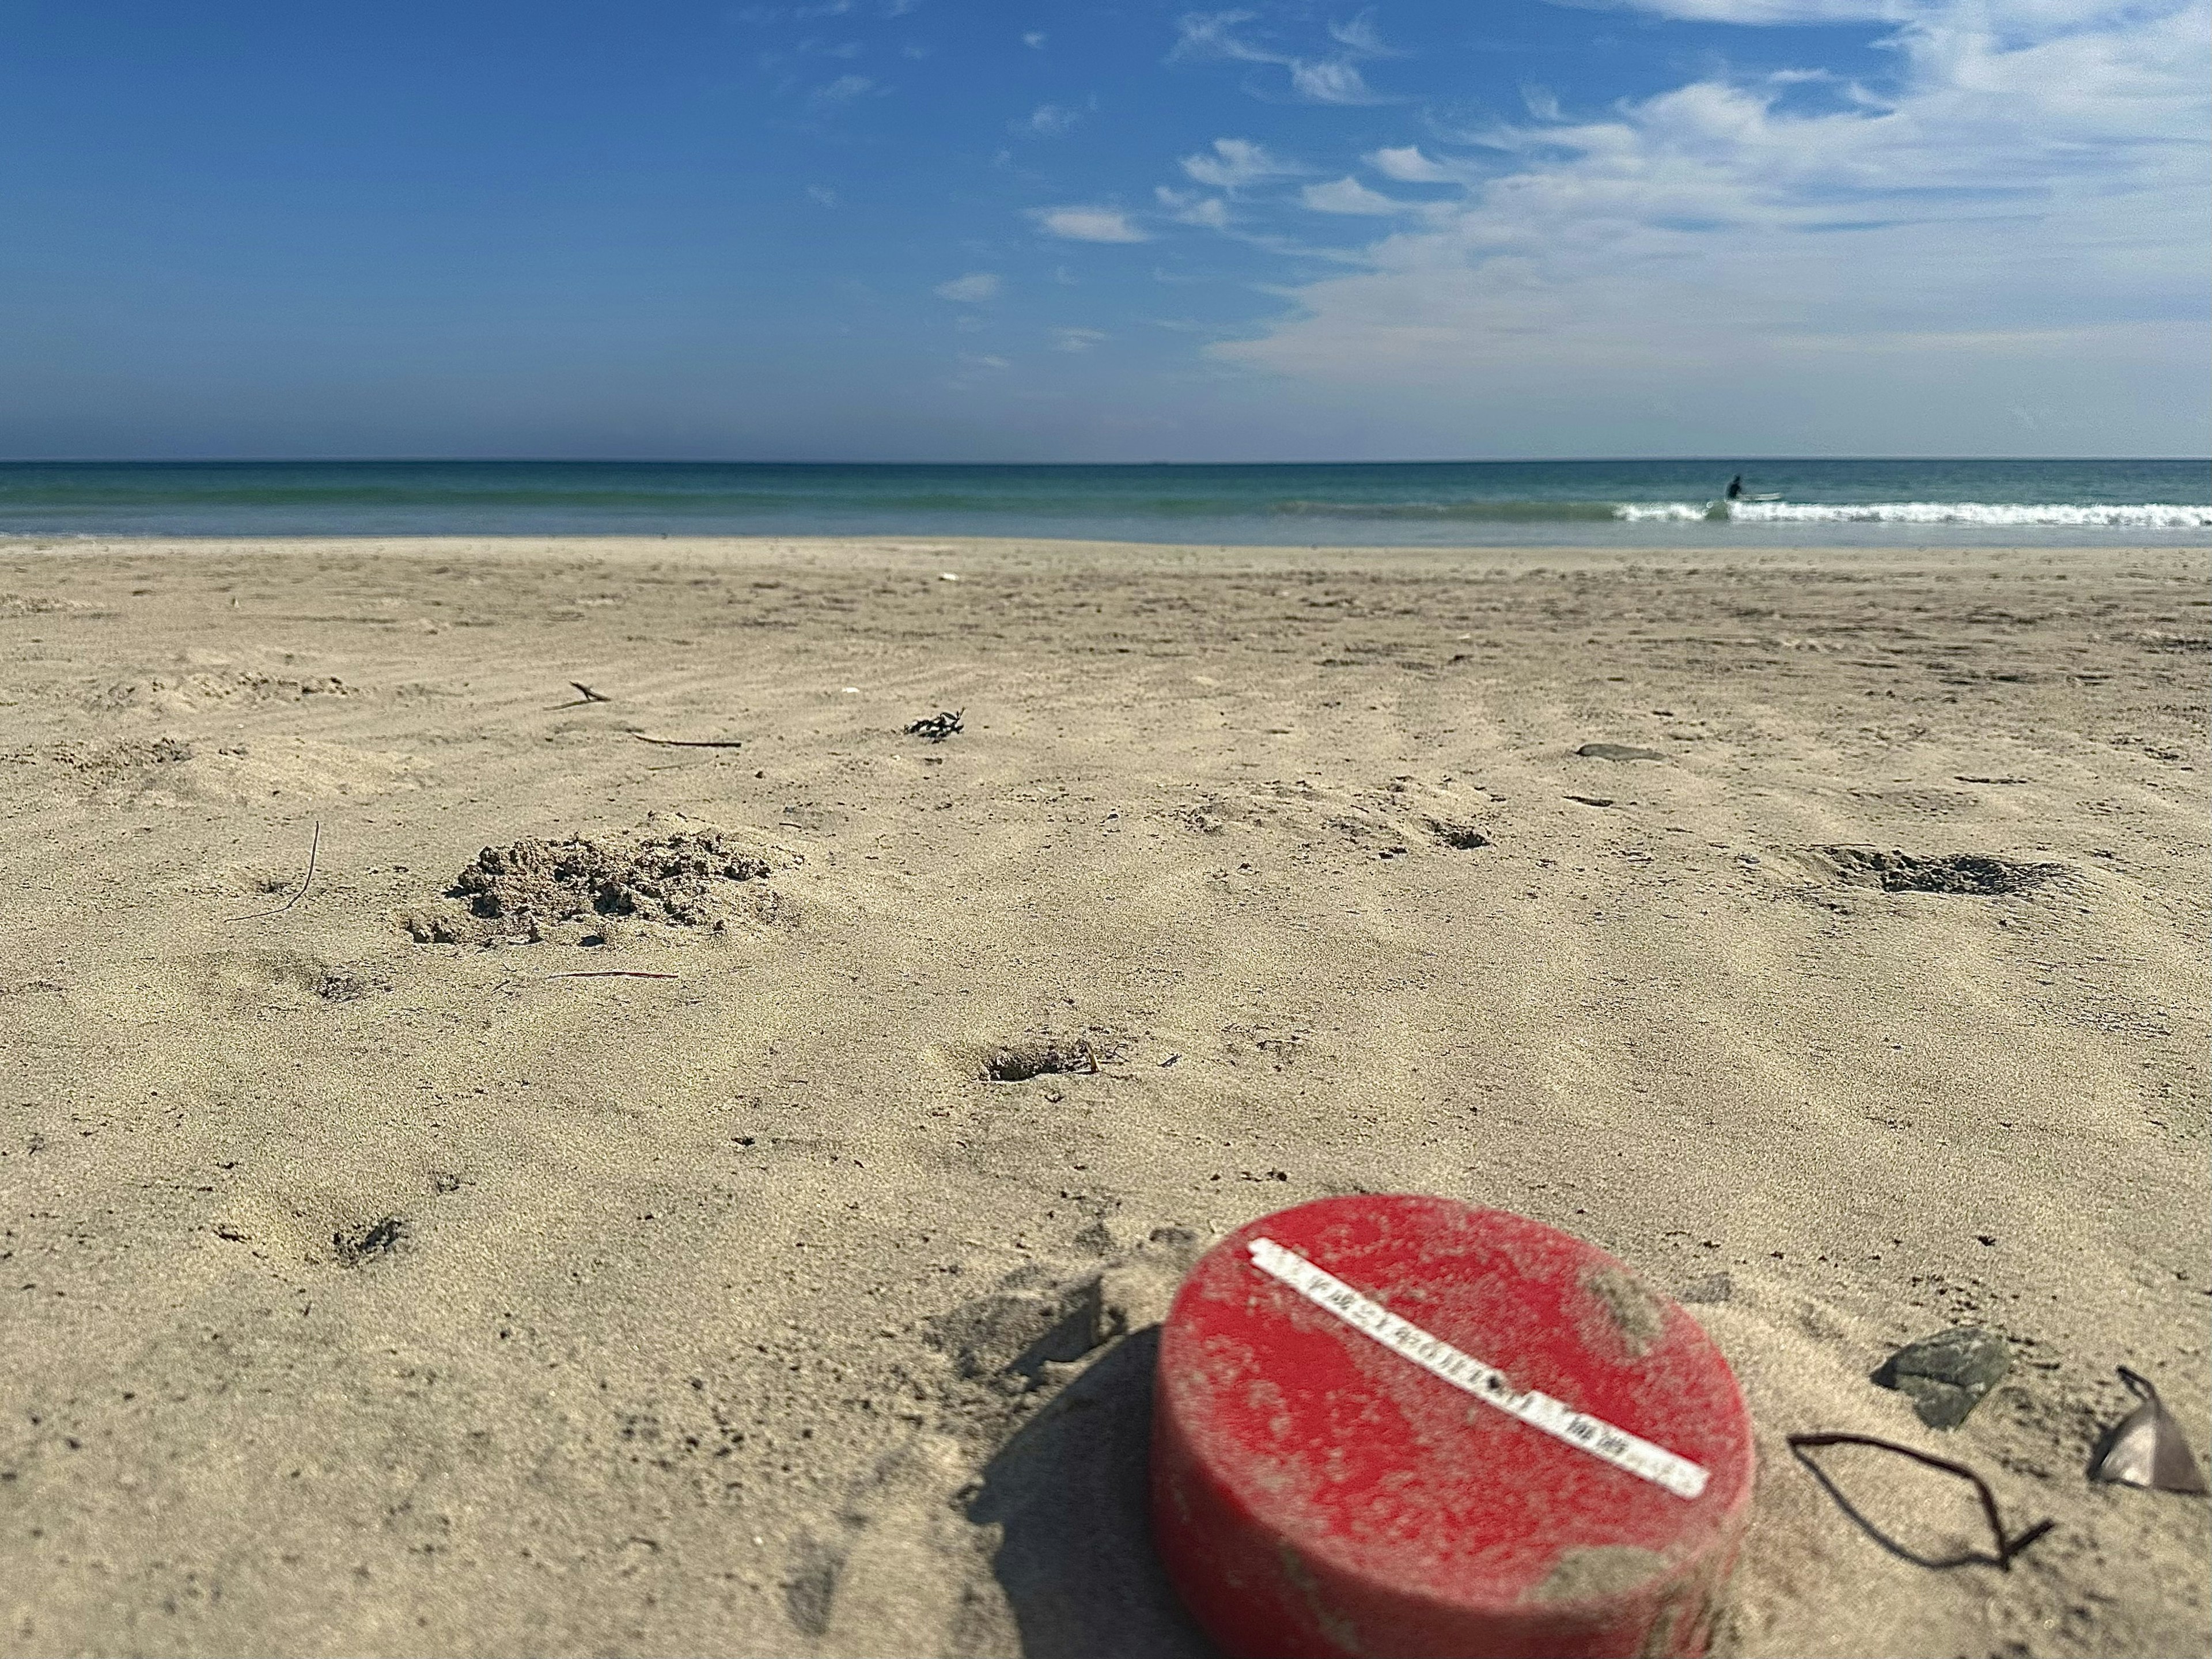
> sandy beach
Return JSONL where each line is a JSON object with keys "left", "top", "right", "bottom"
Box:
{"left": 2, "top": 533, "right": 2206, "bottom": 1658}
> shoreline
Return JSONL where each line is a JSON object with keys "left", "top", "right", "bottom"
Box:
{"left": 3, "top": 535, "right": 2206, "bottom": 1656}
{"left": 6, "top": 529, "right": 2208, "bottom": 571}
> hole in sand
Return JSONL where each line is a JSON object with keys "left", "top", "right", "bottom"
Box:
{"left": 333, "top": 1216, "right": 404, "bottom": 1266}
{"left": 982, "top": 1038, "right": 1104, "bottom": 1083}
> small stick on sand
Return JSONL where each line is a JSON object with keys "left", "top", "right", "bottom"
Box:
{"left": 631, "top": 734, "right": 745, "bottom": 749}
{"left": 228, "top": 820, "right": 321, "bottom": 922}
{"left": 544, "top": 969, "right": 681, "bottom": 980}
{"left": 570, "top": 681, "right": 613, "bottom": 703}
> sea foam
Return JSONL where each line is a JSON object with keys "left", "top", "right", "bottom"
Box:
{"left": 1615, "top": 501, "right": 2211, "bottom": 527}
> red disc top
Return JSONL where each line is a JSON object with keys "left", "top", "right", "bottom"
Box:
{"left": 1150, "top": 1196, "right": 1754, "bottom": 1659}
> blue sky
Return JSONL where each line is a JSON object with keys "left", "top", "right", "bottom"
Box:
{"left": 1, "top": 0, "right": 2204, "bottom": 460}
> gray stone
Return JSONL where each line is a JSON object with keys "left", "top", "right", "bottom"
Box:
{"left": 1576, "top": 743, "right": 1665, "bottom": 762}
{"left": 1873, "top": 1327, "right": 2012, "bottom": 1429}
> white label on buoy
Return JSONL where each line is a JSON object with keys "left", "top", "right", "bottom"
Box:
{"left": 1247, "top": 1236, "right": 1710, "bottom": 1500}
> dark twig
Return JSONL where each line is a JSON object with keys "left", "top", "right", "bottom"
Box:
{"left": 545, "top": 970, "right": 681, "bottom": 980}
{"left": 1787, "top": 1433, "right": 2055, "bottom": 1571}
{"left": 571, "top": 681, "right": 612, "bottom": 703}
{"left": 630, "top": 734, "right": 745, "bottom": 749}
{"left": 229, "top": 820, "right": 322, "bottom": 922}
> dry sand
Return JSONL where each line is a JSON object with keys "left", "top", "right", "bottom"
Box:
{"left": 1, "top": 534, "right": 2206, "bottom": 1658}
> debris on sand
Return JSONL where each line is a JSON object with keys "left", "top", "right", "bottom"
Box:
{"left": 333, "top": 1217, "right": 404, "bottom": 1267}
{"left": 631, "top": 733, "right": 745, "bottom": 749}
{"left": 2088, "top": 1368, "right": 2210, "bottom": 1495}
{"left": 226, "top": 820, "right": 321, "bottom": 923}
{"left": 1576, "top": 743, "right": 1665, "bottom": 762}
{"left": 1874, "top": 1327, "right": 2011, "bottom": 1429}
{"left": 980, "top": 1034, "right": 1108, "bottom": 1082}
{"left": 1817, "top": 848, "right": 2067, "bottom": 896}
{"left": 906, "top": 709, "right": 964, "bottom": 743}
{"left": 455, "top": 828, "right": 769, "bottom": 927}
{"left": 1427, "top": 819, "right": 1493, "bottom": 850}
{"left": 402, "top": 814, "right": 795, "bottom": 944}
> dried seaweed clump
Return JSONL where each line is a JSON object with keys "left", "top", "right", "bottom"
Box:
{"left": 401, "top": 816, "right": 790, "bottom": 944}
{"left": 1817, "top": 847, "right": 2066, "bottom": 896}
{"left": 451, "top": 828, "right": 774, "bottom": 933}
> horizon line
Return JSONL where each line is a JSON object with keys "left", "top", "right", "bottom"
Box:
{"left": 5, "top": 454, "right": 2207, "bottom": 468}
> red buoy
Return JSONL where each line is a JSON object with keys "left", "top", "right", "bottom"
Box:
{"left": 1150, "top": 1196, "right": 1753, "bottom": 1659}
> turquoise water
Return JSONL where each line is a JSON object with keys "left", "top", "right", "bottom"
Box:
{"left": 0, "top": 459, "right": 2205, "bottom": 546}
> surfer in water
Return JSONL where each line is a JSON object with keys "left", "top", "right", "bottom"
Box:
{"left": 1725, "top": 474, "right": 1745, "bottom": 501}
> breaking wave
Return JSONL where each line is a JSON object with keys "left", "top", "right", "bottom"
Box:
{"left": 1616, "top": 500, "right": 2211, "bottom": 527}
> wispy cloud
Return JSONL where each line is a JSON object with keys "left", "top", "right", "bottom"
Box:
{"left": 812, "top": 73, "right": 876, "bottom": 102}
{"left": 1020, "top": 101, "right": 1089, "bottom": 137}
{"left": 1365, "top": 145, "right": 1465, "bottom": 184}
{"left": 934, "top": 271, "right": 1001, "bottom": 302}
{"left": 1034, "top": 206, "right": 1150, "bottom": 242}
{"left": 1022, "top": 29, "right": 1046, "bottom": 48}
{"left": 1169, "top": 9, "right": 1397, "bottom": 104}
{"left": 1180, "top": 137, "right": 1298, "bottom": 189}
{"left": 1301, "top": 176, "right": 1417, "bottom": 215}
{"left": 1054, "top": 327, "right": 1109, "bottom": 352}
{"left": 1168, "top": 10, "right": 1268, "bottom": 64}
{"left": 806, "top": 184, "right": 839, "bottom": 206}
{"left": 1327, "top": 12, "right": 1399, "bottom": 56}
{"left": 1289, "top": 61, "right": 1382, "bottom": 103}
{"left": 1156, "top": 187, "right": 1232, "bottom": 229}
{"left": 1559, "top": 0, "right": 1897, "bottom": 19}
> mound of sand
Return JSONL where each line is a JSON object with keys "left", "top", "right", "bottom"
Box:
{"left": 403, "top": 813, "right": 796, "bottom": 945}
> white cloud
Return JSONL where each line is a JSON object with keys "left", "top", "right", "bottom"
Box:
{"left": 1022, "top": 29, "right": 1046, "bottom": 47}
{"left": 1021, "top": 101, "right": 1086, "bottom": 137}
{"left": 1168, "top": 11, "right": 1269, "bottom": 64}
{"left": 1328, "top": 13, "right": 1397, "bottom": 55}
{"left": 1563, "top": 0, "right": 1900, "bottom": 20}
{"left": 1289, "top": 60, "right": 1383, "bottom": 103}
{"left": 961, "top": 354, "right": 1011, "bottom": 370}
{"left": 1054, "top": 328, "right": 1109, "bottom": 352}
{"left": 1210, "top": 0, "right": 2211, "bottom": 452}
{"left": 812, "top": 73, "right": 875, "bottom": 101}
{"left": 1366, "top": 145, "right": 1463, "bottom": 184}
{"left": 934, "top": 271, "right": 1001, "bottom": 302}
{"left": 1169, "top": 9, "right": 1395, "bottom": 104}
{"left": 1301, "top": 176, "right": 1417, "bottom": 215}
{"left": 1157, "top": 187, "right": 1233, "bottom": 229}
{"left": 1180, "top": 137, "right": 1297, "bottom": 189}
{"left": 1035, "top": 206, "right": 1149, "bottom": 242}
{"left": 806, "top": 184, "right": 839, "bottom": 206}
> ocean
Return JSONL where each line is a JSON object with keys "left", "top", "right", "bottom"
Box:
{"left": 1, "top": 459, "right": 2204, "bottom": 547}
